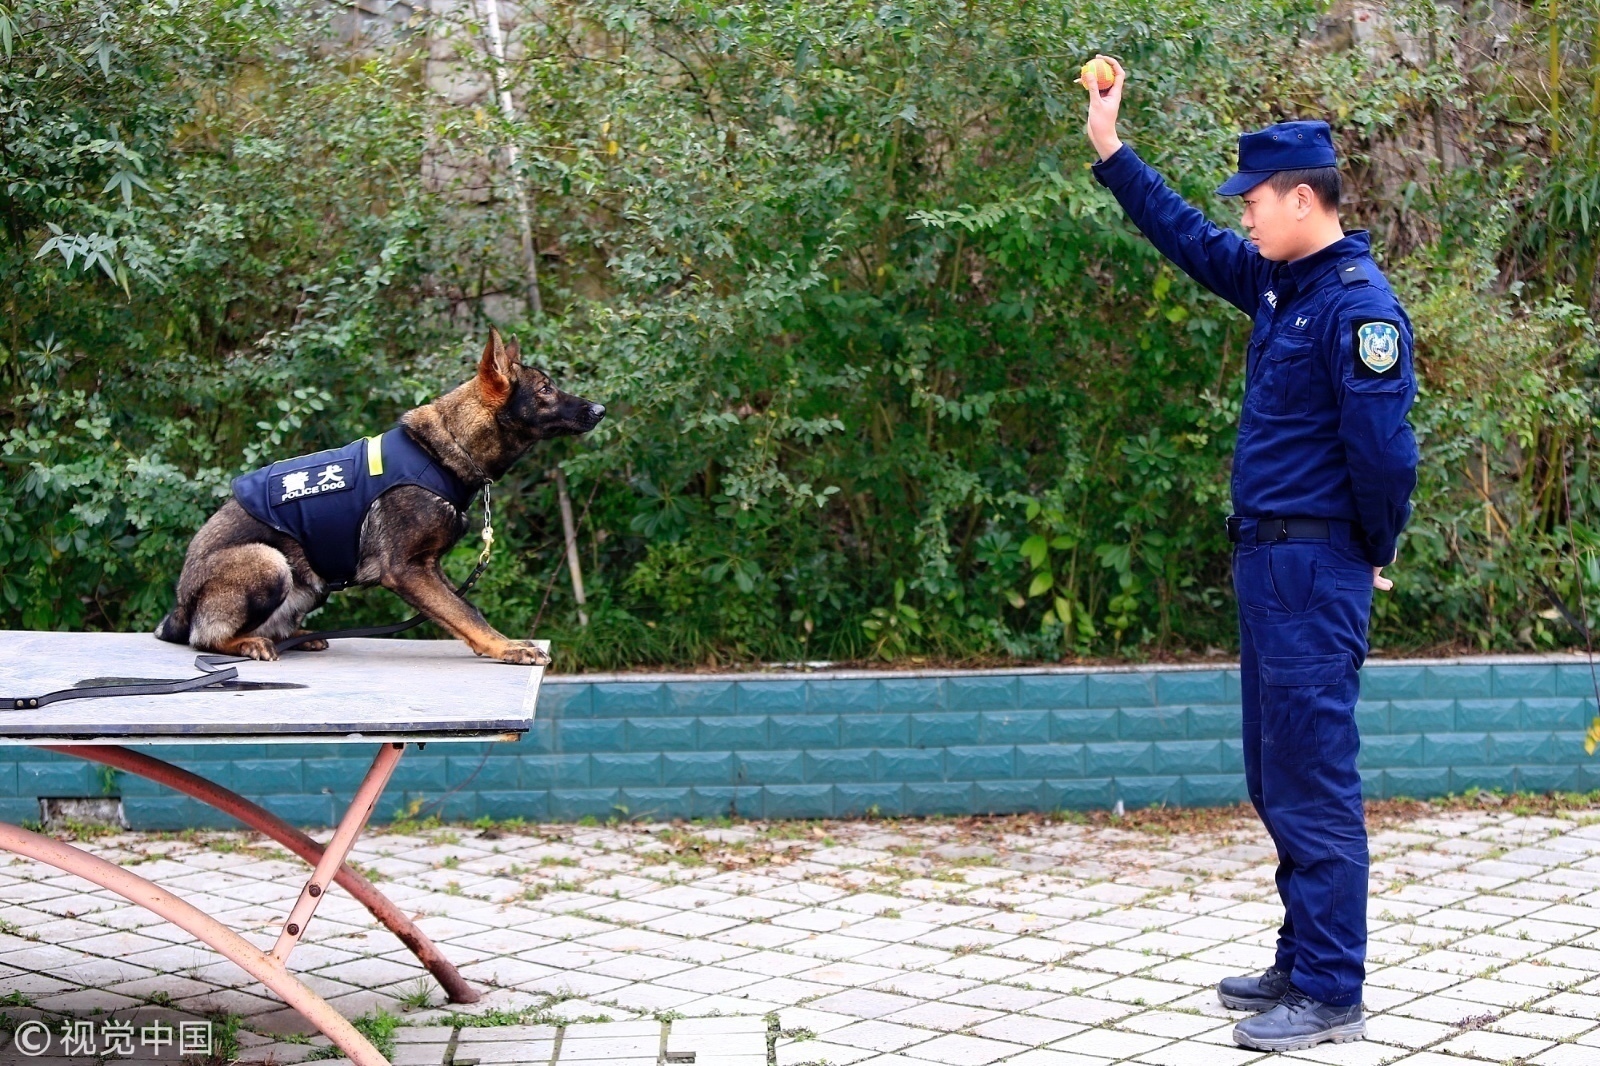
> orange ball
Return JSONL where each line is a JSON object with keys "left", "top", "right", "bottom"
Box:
{"left": 1079, "top": 58, "right": 1116, "bottom": 92}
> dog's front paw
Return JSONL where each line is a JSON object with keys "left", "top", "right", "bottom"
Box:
{"left": 289, "top": 631, "right": 329, "bottom": 652}
{"left": 233, "top": 636, "right": 280, "bottom": 662}
{"left": 498, "top": 643, "right": 552, "bottom": 666}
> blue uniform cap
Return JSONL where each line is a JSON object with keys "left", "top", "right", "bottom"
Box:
{"left": 1216, "top": 120, "right": 1338, "bottom": 197}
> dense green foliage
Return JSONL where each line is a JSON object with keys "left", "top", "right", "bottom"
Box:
{"left": 2, "top": 0, "right": 1596, "bottom": 669}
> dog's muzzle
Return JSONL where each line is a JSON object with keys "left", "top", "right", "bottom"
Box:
{"left": 584, "top": 403, "right": 606, "bottom": 427}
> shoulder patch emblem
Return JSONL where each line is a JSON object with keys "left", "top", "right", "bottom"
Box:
{"left": 1354, "top": 319, "right": 1401, "bottom": 378}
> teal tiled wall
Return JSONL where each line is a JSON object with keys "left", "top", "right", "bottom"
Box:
{"left": 1, "top": 659, "right": 1596, "bottom": 828}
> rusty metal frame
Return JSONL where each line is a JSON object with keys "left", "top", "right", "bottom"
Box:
{"left": 269, "top": 741, "right": 403, "bottom": 965}
{"left": 1, "top": 740, "right": 495, "bottom": 1064}
{"left": 0, "top": 819, "right": 389, "bottom": 1066}
{"left": 42, "top": 741, "right": 479, "bottom": 1004}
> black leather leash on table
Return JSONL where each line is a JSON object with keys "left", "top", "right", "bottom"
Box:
{"left": 6, "top": 653, "right": 255, "bottom": 710}
{"left": 5, "top": 486, "right": 498, "bottom": 712}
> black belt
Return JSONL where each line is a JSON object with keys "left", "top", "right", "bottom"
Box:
{"left": 1226, "top": 516, "right": 1335, "bottom": 543}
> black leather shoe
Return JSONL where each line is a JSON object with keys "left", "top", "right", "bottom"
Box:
{"left": 1232, "top": 985, "right": 1365, "bottom": 1051}
{"left": 1217, "top": 965, "right": 1291, "bottom": 1011}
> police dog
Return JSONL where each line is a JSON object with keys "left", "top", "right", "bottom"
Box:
{"left": 154, "top": 331, "right": 604, "bottom": 664}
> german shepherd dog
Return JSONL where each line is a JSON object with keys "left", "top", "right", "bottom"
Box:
{"left": 155, "top": 331, "right": 604, "bottom": 665}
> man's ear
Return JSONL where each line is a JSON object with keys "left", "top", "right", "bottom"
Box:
{"left": 1296, "top": 183, "right": 1316, "bottom": 221}
{"left": 478, "top": 329, "right": 513, "bottom": 405}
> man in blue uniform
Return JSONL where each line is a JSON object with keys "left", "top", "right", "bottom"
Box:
{"left": 1080, "top": 56, "right": 1419, "bottom": 1051}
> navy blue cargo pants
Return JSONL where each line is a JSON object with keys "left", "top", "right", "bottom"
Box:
{"left": 1234, "top": 519, "right": 1373, "bottom": 1007}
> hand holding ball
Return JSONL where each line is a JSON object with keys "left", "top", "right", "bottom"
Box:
{"left": 1079, "top": 58, "right": 1116, "bottom": 96}
{"left": 1081, "top": 56, "right": 1123, "bottom": 161}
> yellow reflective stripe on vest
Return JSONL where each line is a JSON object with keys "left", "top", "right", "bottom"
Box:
{"left": 366, "top": 435, "right": 384, "bottom": 477}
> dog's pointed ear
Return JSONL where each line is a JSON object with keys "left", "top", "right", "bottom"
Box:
{"left": 478, "top": 329, "right": 513, "bottom": 405}
{"left": 506, "top": 334, "right": 523, "bottom": 364}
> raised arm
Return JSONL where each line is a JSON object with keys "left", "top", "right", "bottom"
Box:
{"left": 1082, "top": 55, "right": 1272, "bottom": 315}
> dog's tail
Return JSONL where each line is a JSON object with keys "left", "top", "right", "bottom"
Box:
{"left": 153, "top": 609, "right": 190, "bottom": 644}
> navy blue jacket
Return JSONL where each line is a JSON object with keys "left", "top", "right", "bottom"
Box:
{"left": 1091, "top": 144, "right": 1419, "bottom": 568}
{"left": 233, "top": 426, "right": 478, "bottom": 586}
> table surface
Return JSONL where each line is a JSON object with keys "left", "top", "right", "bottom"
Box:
{"left": 0, "top": 631, "right": 546, "bottom": 744}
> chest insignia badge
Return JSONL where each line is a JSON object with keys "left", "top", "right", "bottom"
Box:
{"left": 1264, "top": 290, "right": 1277, "bottom": 309}
{"left": 1357, "top": 321, "right": 1400, "bottom": 374}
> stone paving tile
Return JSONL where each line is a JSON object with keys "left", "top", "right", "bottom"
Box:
{"left": 1000, "top": 1052, "right": 1118, "bottom": 1066}
{"left": 1049, "top": 1027, "right": 1173, "bottom": 1058}
{"left": 1488, "top": 1009, "right": 1597, "bottom": 1040}
{"left": 1030, "top": 994, "right": 1143, "bottom": 1025}
{"left": 777, "top": 1040, "right": 876, "bottom": 1065}
{"left": 824, "top": 1019, "right": 938, "bottom": 1052}
{"left": 1365, "top": 1014, "right": 1456, "bottom": 1049}
{"left": 1119, "top": 1009, "right": 1222, "bottom": 1038}
{"left": 4, "top": 807, "right": 1600, "bottom": 1064}
{"left": 1085, "top": 975, "right": 1198, "bottom": 1005}
{"left": 968, "top": 1013, "right": 1085, "bottom": 1044}
{"left": 870, "top": 971, "right": 976, "bottom": 999}
{"left": 880, "top": 999, "right": 1001, "bottom": 1031}
{"left": 809, "top": 988, "right": 925, "bottom": 1018}
{"left": 1530, "top": 989, "right": 1600, "bottom": 1016}
{"left": 903, "top": 1031, "right": 1029, "bottom": 1063}
{"left": 1434, "top": 1028, "right": 1556, "bottom": 1060}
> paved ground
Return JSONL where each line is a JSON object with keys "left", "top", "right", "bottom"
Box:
{"left": 2, "top": 801, "right": 1600, "bottom": 1065}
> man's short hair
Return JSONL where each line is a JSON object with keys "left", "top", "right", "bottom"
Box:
{"left": 1267, "top": 167, "right": 1341, "bottom": 212}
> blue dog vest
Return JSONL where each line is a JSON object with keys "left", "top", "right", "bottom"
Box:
{"left": 232, "top": 427, "right": 478, "bottom": 587}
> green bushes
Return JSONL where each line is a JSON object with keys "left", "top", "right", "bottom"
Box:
{"left": 2, "top": 0, "right": 1596, "bottom": 668}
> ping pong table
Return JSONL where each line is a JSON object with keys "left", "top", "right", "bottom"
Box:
{"left": 0, "top": 631, "right": 547, "bottom": 1066}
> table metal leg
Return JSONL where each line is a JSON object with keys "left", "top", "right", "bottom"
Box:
{"left": 43, "top": 743, "right": 480, "bottom": 1003}
{"left": 0, "top": 820, "right": 390, "bottom": 1066}
{"left": 270, "top": 742, "right": 403, "bottom": 965}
